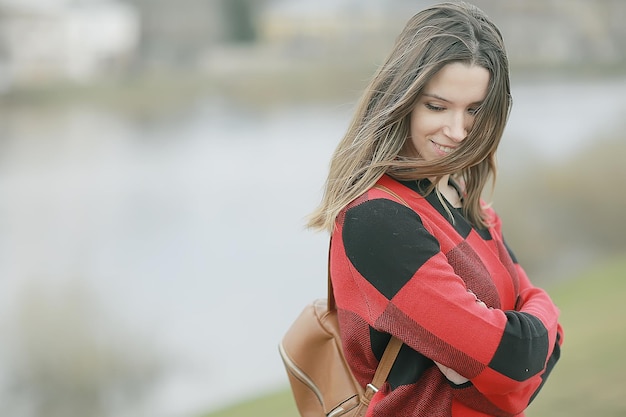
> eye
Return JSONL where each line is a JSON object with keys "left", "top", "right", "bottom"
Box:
{"left": 425, "top": 103, "right": 445, "bottom": 111}
{"left": 467, "top": 107, "right": 480, "bottom": 116}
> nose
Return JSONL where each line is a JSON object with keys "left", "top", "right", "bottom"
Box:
{"left": 443, "top": 112, "right": 468, "bottom": 142}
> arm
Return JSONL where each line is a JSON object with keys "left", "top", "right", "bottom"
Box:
{"left": 339, "top": 198, "right": 562, "bottom": 415}
{"left": 436, "top": 214, "right": 564, "bottom": 412}
{"left": 458, "top": 249, "right": 563, "bottom": 412}
{"left": 436, "top": 281, "right": 563, "bottom": 411}
{"left": 500, "top": 239, "right": 564, "bottom": 403}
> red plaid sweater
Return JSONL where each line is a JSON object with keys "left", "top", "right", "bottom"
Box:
{"left": 331, "top": 175, "right": 563, "bottom": 417}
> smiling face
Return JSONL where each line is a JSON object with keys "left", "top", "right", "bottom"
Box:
{"left": 408, "top": 62, "right": 491, "bottom": 162}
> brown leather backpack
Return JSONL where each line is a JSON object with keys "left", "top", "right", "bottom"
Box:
{"left": 279, "top": 251, "right": 402, "bottom": 417}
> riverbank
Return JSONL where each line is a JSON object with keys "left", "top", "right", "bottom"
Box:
{"left": 1, "top": 61, "right": 624, "bottom": 116}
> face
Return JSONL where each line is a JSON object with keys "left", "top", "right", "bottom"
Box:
{"left": 408, "top": 62, "right": 490, "bottom": 162}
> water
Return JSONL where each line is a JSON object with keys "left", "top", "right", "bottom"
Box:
{"left": 0, "top": 77, "right": 624, "bottom": 416}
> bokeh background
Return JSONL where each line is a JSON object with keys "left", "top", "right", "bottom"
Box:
{"left": 0, "top": 1, "right": 624, "bottom": 417}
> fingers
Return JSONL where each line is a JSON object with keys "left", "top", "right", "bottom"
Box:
{"left": 434, "top": 361, "right": 470, "bottom": 385}
{"left": 468, "top": 289, "right": 489, "bottom": 309}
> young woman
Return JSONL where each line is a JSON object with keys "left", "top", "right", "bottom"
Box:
{"left": 307, "top": 2, "right": 563, "bottom": 416}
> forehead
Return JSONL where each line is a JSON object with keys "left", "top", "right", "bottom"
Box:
{"left": 423, "top": 62, "right": 490, "bottom": 104}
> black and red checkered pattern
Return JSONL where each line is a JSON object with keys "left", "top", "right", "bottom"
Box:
{"left": 331, "top": 174, "right": 563, "bottom": 417}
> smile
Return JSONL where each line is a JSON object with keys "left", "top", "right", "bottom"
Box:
{"left": 432, "top": 141, "right": 455, "bottom": 154}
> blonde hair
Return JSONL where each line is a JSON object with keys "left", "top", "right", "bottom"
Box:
{"left": 307, "top": 1, "right": 512, "bottom": 233}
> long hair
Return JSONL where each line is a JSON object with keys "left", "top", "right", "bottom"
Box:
{"left": 307, "top": 1, "right": 512, "bottom": 232}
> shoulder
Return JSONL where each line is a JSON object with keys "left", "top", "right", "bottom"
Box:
{"left": 336, "top": 178, "right": 444, "bottom": 242}
{"left": 340, "top": 195, "right": 423, "bottom": 239}
{"left": 339, "top": 195, "right": 440, "bottom": 260}
{"left": 336, "top": 196, "right": 441, "bottom": 296}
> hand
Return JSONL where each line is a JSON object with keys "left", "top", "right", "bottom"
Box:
{"left": 468, "top": 289, "right": 490, "bottom": 309}
{"left": 434, "top": 361, "right": 470, "bottom": 385}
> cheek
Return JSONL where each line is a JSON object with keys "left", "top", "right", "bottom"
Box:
{"left": 406, "top": 112, "right": 420, "bottom": 154}
{"left": 409, "top": 109, "right": 422, "bottom": 138}
{"left": 406, "top": 123, "right": 429, "bottom": 158}
{"left": 410, "top": 110, "right": 438, "bottom": 141}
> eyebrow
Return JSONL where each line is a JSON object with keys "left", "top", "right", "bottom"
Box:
{"left": 422, "top": 93, "right": 450, "bottom": 103}
{"left": 422, "top": 93, "right": 484, "bottom": 106}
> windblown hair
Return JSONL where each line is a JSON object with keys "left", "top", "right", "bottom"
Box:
{"left": 307, "top": 1, "right": 512, "bottom": 232}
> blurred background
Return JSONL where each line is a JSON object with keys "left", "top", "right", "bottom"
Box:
{"left": 0, "top": 1, "right": 624, "bottom": 417}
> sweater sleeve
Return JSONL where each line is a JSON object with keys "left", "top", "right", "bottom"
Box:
{"left": 502, "top": 239, "right": 564, "bottom": 405}
{"left": 339, "top": 198, "right": 562, "bottom": 416}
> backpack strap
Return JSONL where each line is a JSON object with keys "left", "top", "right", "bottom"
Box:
{"left": 366, "top": 336, "right": 403, "bottom": 393}
{"left": 327, "top": 181, "right": 409, "bottom": 397}
{"left": 327, "top": 246, "right": 336, "bottom": 312}
{"left": 372, "top": 183, "right": 410, "bottom": 207}
{"left": 327, "top": 247, "right": 403, "bottom": 398}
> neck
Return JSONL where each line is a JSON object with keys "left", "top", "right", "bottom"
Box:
{"left": 435, "top": 175, "right": 462, "bottom": 208}
{"left": 436, "top": 175, "right": 451, "bottom": 190}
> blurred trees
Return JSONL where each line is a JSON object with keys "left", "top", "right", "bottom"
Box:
{"left": 219, "top": 0, "right": 258, "bottom": 43}
{"left": 120, "top": 0, "right": 265, "bottom": 69}
{"left": 122, "top": 0, "right": 222, "bottom": 67}
{"left": 1, "top": 0, "right": 622, "bottom": 89}
{"left": 114, "top": 0, "right": 625, "bottom": 74}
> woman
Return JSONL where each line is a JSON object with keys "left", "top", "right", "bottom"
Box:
{"left": 307, "top": 2, "right": 563, "bottom": 417}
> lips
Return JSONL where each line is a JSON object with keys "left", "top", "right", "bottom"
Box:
{"left": 432, "top": 141, "right": 456, "bottom": 154}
